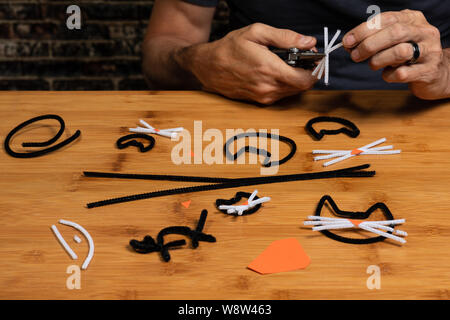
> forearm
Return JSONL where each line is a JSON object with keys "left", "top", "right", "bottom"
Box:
{"left": 142, "top": 35, "right": 202, "bottom": 90}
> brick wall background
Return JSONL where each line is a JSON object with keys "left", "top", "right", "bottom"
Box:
{"left": 0, "top": 0, "right": 229, "bottom": 90}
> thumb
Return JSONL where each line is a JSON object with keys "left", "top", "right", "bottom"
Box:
{"left": 244, "top": 23, "right": 316, "bottom": 49}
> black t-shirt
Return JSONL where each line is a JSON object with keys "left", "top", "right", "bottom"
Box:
{"left": 182, "top": 0, "right": 450, "bottom": 90}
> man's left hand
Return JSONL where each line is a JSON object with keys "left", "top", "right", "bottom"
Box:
{"left": 343, "top": 9, "right": 449, "bottom": 100}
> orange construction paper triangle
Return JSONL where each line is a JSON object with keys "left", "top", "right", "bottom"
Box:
{"left": 242, "top": 201, "right": 248, "bottom": 206}
{"left": 349, "top": 219, "right": 363, "bottom": 227}
{"left": 181, "top": 200, "right": 192, "bottom": 209}
{"left": 351, "top": 149, "right": 363, "bottom": 155}
{"left": 247, "top": 238, "right": 310, "bottom": 275}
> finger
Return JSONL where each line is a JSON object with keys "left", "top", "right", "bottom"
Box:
{"left": 382, "top": 63, "right": 429, "bottom": 83}
{"left": 350, "top": 23, "right": 424, "bottom": 62}
{"left": 370, "top": 42, "right": 425, "bottom": 70}
{"left": 271, "top": 59, "right": 317, "bottom": 89}
{"left": 244, "top": 23, "right": 316, "bottom": 50}
{"left": 343, "top": 10, "right": 417, "bottom": 49}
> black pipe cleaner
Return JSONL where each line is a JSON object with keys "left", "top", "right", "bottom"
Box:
{"left": 84, "top": 164, "right": 375, "bottom": 208}
{"left": 224, "top": 132, "right": 297, "bottom": 167}
{"left": 313, "top": 195, "right": 395, "bottom": 244}
{"left": 305, "top": 116, "right": 360, "bottom": 140}
{"left": 4, "top": 114, "right": 81, "bottom": 158}
{"left": 116, "top": 133, "right": 155, "bottom": 153}
{"left": 129, "top": 209, "right": 216, "bottom": 262}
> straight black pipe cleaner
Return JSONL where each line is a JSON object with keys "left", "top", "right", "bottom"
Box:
{"left": 84, "top": 164, "right": 375, "bottom": 209}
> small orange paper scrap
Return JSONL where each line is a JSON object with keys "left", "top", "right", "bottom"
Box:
{"left": 351, "top": 149, "right": 363, "bottom": 155}
{"left": 349, "top": 219, "right": 363, "bottom": 227}
{"left": 247, "top": 238, "right": 310, "bottom": 275}
{"left": 181, "top": 200, "right": 192, "bottom": 209}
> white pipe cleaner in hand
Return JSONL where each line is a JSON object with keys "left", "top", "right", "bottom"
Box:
{"left": 312, "top": 27, "right": 344, "bottom": 85}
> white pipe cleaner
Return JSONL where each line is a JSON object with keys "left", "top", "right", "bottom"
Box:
{"left": 312, "top": 27, "right": 344, "bottom": 85}
{"left": 52, "top": 219, "right": 95, "bottom": 270}
{"left": 218, "top": 190, "right": 271, "bottom": 216}
{"left": 129, "top": 119, "right": 184, "bottom": 139}
{"left": 304, "top": 216, "right": 407, "bottom": 244}
{"left": 312, "top": 137, "right": 401, "bottom": 167}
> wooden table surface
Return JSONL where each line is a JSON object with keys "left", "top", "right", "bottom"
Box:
{"left": 0, "top": 90, "right": 449, "bottom": 300}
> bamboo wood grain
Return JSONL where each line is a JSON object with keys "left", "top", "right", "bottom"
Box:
{"left": 0, "top": 91, "right": 449, "bottom": 300}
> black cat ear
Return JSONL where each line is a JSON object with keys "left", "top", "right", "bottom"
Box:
{"left": 116, "top": 133, "right": 155, "bottom": 152}
{"left": 305, "top": 116, "right": 360, "bottom": 140}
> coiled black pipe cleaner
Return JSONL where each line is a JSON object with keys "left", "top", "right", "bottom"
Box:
{"left": 116, "top": 133, "right": 155, "bottom": 153}
{"left": 129, "top": 209, "right": 216, "bottom": 262}
{"left": 4, "top": 114, "right": 81, "bottom": 158}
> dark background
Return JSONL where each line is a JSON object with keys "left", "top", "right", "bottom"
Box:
{"left": 0, "top": 0, "right": 229, "bottom": 90}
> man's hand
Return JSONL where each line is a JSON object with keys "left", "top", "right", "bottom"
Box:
{"left": 343, "top": 9, "right": 450, "bottom": 100}
{"left": 176, "top": 23, "right": 318, "bottom": 104}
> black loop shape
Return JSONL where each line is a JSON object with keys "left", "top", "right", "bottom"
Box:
{"left": 314, "top": 195, "right": 395, "bottom": 244}
{"left": 224, "top": 132, "right": 296, "bottom": 167}
{"left": 216, "top": 191, "right": 262, "bottom": 216}
{"left": 129, "top": 209, "right": 216, "bottom": 262}
{"left": 85, "top": 164, "right": 376, "bottom": 209}
{"left": 116, "top": 133, "right": 155, "bottom": 153}
{"left": 4, "top": 114, "right": 81, "bottom": 158}
{"left": 305, "top": 116, "right": 360, "bottom": 140}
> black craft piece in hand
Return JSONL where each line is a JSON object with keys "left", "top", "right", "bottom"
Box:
{"left": 314, "top": 195, "right": 395, "bottom": 244}
{"left": 305, "top": 116, "right": 360, "bottom": 140}
{"left": 116, "top": 133, "right": 155, "bottom": 153}
{"left": 216, "top": 191, "right": 262, "bottom": 216}
{"left": 4, "top": 114, "right": 81, "bottom": 158}
{"left": 224, "top": 132, "right": 297, "bottom": 167}
{"left": 129, "top": 209, "right": 216, "bottom": 262}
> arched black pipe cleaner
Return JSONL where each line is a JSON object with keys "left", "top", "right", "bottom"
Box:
{"left": 129, "top": 209, "right": 216, "bottom": 262}
{"left": 305, "top": 116, "right": 360, "bottom": 140}
{"left": 4, "top": 114, "right": 81, "bottom": 158}
{"left": 314, "top": 195, "right": 395, "bottom": 244}
{"left": 224, "top": 132, "right": 297, "bottom": 167}
{"left": 116, "top": 133, "right": 155, "bottom": 153}
{"left": 85, "top": 164, "right": 375, "bottom": 209}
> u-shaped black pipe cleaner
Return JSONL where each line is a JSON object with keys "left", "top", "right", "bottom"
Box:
{"left": 224, "top": 132, "right": 297, "bottom": 167}
{"left": 4, "top": 114, "right": 81, "bottom": 158}
{"left": 305, "top": 116, "right": 360, "bottom": 140}
{"left": 116, "top": 133, "right": 155, "bottom": 153}
{"left": 85, "top": 164, "right": 375, "bottom": 209}
{"left": 216, "top": 191, "right": 262, "bottom": 216}
{"left": 129, "top": 209, "right": 216, "bottom": 262}
{"left": 314, "top": 195, "right": 395, "bottom": 244}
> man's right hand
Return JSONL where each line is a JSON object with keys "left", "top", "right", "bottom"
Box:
{"left": 176, "top": 23, "right": 318, "bottom": 105}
